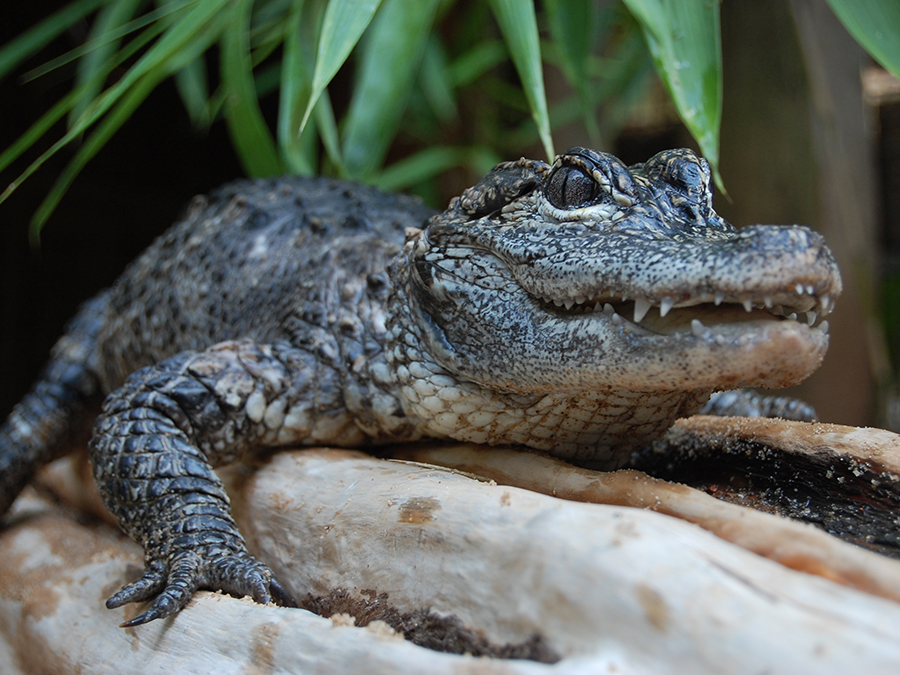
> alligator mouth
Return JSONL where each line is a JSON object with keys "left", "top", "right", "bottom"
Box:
{"left": 537, "top": 290, "right": 833, "bottom": 340}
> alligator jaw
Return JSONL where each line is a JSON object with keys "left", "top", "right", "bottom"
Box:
{"left": 535, "top": 290, "right": 833, "bottom": 338}
{"left": 518, "top": 272, "right": 837, "bottom": 391}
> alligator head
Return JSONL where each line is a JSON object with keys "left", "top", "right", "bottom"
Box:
{"left": 386, "top": 147, "right": 841, "bottom": 467}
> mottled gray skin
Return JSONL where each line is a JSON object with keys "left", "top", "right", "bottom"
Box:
{"left": 0, "top": 147, "right": 840, "bottom": 627}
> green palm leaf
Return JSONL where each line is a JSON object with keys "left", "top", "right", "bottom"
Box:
{"left": 623, "top": 0, "right": 723, "bottom": 189}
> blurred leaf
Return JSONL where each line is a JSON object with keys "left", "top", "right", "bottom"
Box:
{"left": 622, "top": 0, "right": 723, "bottom": 189}
{"left": 446, "top": 40, "right": 507, "bottom": 88}
{"left": 221, "top": 0, "right": 283, "bottom": 177}
{"left": 253, "top": 61, "right": 282, "bottom": 97}
{"left": 342, "top": 0, "right": 439, "bottom": 178}
{"left": 0, "top": 0, "right": 110, "bottom": 81}
{"left": 70, "top": 0, "right": 143, "bottom": 126}
{"left": 315, "top": 90, "right": 344, "bottom": 175}
{"left": 278, "top": 0, "right": 320, "bottom": 174}
{"left": 0, "top": 89, "right": 82, "bottom": 173}
{"left": 78, "top": 0, "right": 231, "bottom": 130}
{"left": 30, "top": 71, "right": 164, "bottom": 245}
{"left": 418, "top": 36, "right": 457, "bottom": 123}
{"left": 152, "top": 2, "right": 214, "bottom": 129}
{"left": 488, "top": 0, "right": 554, "bottom": 160}
{"left": 172, "top": 56, "right": 211, "bottom": 128}
{"left": 374, "top": 145, "right": 500, "bottom": 192}
{"left": 19, "top": 1, "right": 188, "bottom": 82}
{"left": 297, "top": 0, "right": 383, "bottom": 136}
{"left": 826, "top": 0, "right": 900, "bottom": 79}
{"left": 543, "top": 0, "right": 601, "bottom": 142}
{"left": 27, "top": 3, "right": 231, "bottom": 241}
{"left": 1, "top": 0, "right": 230, "bottom": 209}
{"left": 2, "top": 12, "right": 172, "bottom": 175}
{"left": 251, "top": 0, "right": 295, "bottom": 26}
{"left": 543, "top": 0, "right": 594, "bottom": 85}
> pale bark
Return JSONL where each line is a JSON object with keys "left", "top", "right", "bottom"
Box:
{"left": 2, "top": 419, "right": 900, "bottom": 673}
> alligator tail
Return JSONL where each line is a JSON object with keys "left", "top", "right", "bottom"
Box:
{"left": 0, "top": 291, "right": 109, "bottom": 514}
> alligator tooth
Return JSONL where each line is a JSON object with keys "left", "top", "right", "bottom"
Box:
{"left": 603, "top": 303, "right": 615, "bottom": 315}
{"left": 564, "top": 299, "right": 575, "bottom": 310}
{"left": 787, "top": 312, "right": 798, "bottom": 321}
{"left": 575, "top": 296, "right": 586, "bottom": 304}
{"left": 715, "top": 334, "right": 727, "bottom": 346}
{"left": 742, "top": 298, "right": 753, "bottom": 313}
{"left": 553, "top": 299, "right": 564, "bottom": 307}
{"left": 821, "top": 294, "right": 832, "bottom": 314}
{"left": 807, "top": 311, "right": 817, "bottom": 326}
{"left": 820, "top": 320, "right": 830, "bottom": 334}
{"left": 806, "top": 285, "right": 815, "bottom": 295}
{"left": 691, "top": 319, "right": 705, "bottom": 338}
{"left": 611, "top": 313, "right": 624, "bottom": 326}
{"left": 660, "top": 296, "right": 675, "bottom": 318}
{"left": 633, "top": 298, "right": 652, "bottom": 323}
{"left": 714, "top": 292, "right": 724, "bottom": 306}
{"left": 764, "top": 296, "right": 773, "bottom": 309}
{"left": 796, "top": 283, "right": 805, "bottom": 295}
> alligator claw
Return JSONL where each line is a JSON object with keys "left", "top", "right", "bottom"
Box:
{"left": 109, "top": 548, "right": 295, "bottom": 627}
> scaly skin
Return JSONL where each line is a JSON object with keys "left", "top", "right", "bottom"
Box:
{"left": 0, "top": 148, "right": 841, "bottom": 626}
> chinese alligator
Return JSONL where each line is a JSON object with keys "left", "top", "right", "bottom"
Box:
{"left": 0, "top": 147, "right": 841, "bottom": 626}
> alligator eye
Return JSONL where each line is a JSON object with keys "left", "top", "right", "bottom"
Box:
{"left": 547, "top": 165, "right": 601, "bottom": 209}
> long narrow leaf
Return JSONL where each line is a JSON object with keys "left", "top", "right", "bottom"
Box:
{"left": 543, "top": 0, "right": 600, "bottom": 142}
{"left": 0, "top": 90, "right": 82, "bottom": 173}
{"left": 418, "top": 36, "right": 458, "bottom": 123}
{"left": 70, "top": 0, "right": 144, "bottom": 126}
{"left": 0, "top": 0, "right": 110, "bottom": 81}
{"left": 445, "top": 40, "right": 507, "bottom": 88}
{"left": 1, "top": 11, "right": 172, "bottom": 176}
{"left": 20, "top": 1, "right": 194, "bottom": 82}
{"left": 27, "top": 4, "right": 231, "bottom": 236}
{"left": 278, "top": 0, "right": 315, "bottom": 174}
{"left": 0, "top": 0, "right": 232, "bottom": 206}
{"left": 296, "top": 0, "right": 383, "bottom": 136}
{"left": 80, "top": 0, "right": 230, "bottom": 129}
{"left": 341, "top": 0, "right": 439, "bottom": 179}
{"left": 374, "top": 145, "right": 500, "bottom": 192}
{"left": 622, "top": 0, "right": 723, "bottom": 188}
{"left": 488, "top": 0, "right": 554, "bottom": 161}
{"left": 220, "top": 0, "right": 283, "bottom": 176}
{"left": 30, "top": 70, "right": 165, "bottom": 244}
{"left": 314, "top": 91, "right": 344, "bottom": 175}
{"left": 157, "top": 0, "right": 212, "bottom": 127}
{"left": 543, "top": 0, "right": 594, "bottom": 89}
{"left": 826, "top": 0, "right": 900, "bottom": 79}
{"left": 173, "top": 57, "right": 211, "bottom": 128}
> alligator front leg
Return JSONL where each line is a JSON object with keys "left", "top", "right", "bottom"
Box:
{"left": 0, "top": 293, "right": 108, "bottom": 513}
{"left": 90, "top": 339, "right": 351, "bottom": 626}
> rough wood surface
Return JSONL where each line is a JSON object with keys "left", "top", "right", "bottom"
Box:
{"left": 397, "top": 424, "right": 900, "bottom": 604}
{"left": 2, "top": 419, "right": 900, "bottom": 673}
{"left": 0, "top": 495, "right": 577, "bottom": 675}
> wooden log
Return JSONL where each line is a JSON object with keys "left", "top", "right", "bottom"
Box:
{"left": 236, "top": 448, "right": 900, "bottom": 672}
{"left": 0, "top": 494, "right": 573, "bottom": 675}
{"left": 4, "top": 418, "right": 900, "bottom": 673}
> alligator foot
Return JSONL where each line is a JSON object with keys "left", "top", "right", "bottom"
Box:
{"left": 109, "top": 547, "right": 296, "bottom": 627}
{"left": 699, "top": 389, "right": 816, "bottom": 422}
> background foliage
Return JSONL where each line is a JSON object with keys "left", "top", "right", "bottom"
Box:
{"left": 1, "top": 0, "right": 897, "bottom": 242}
